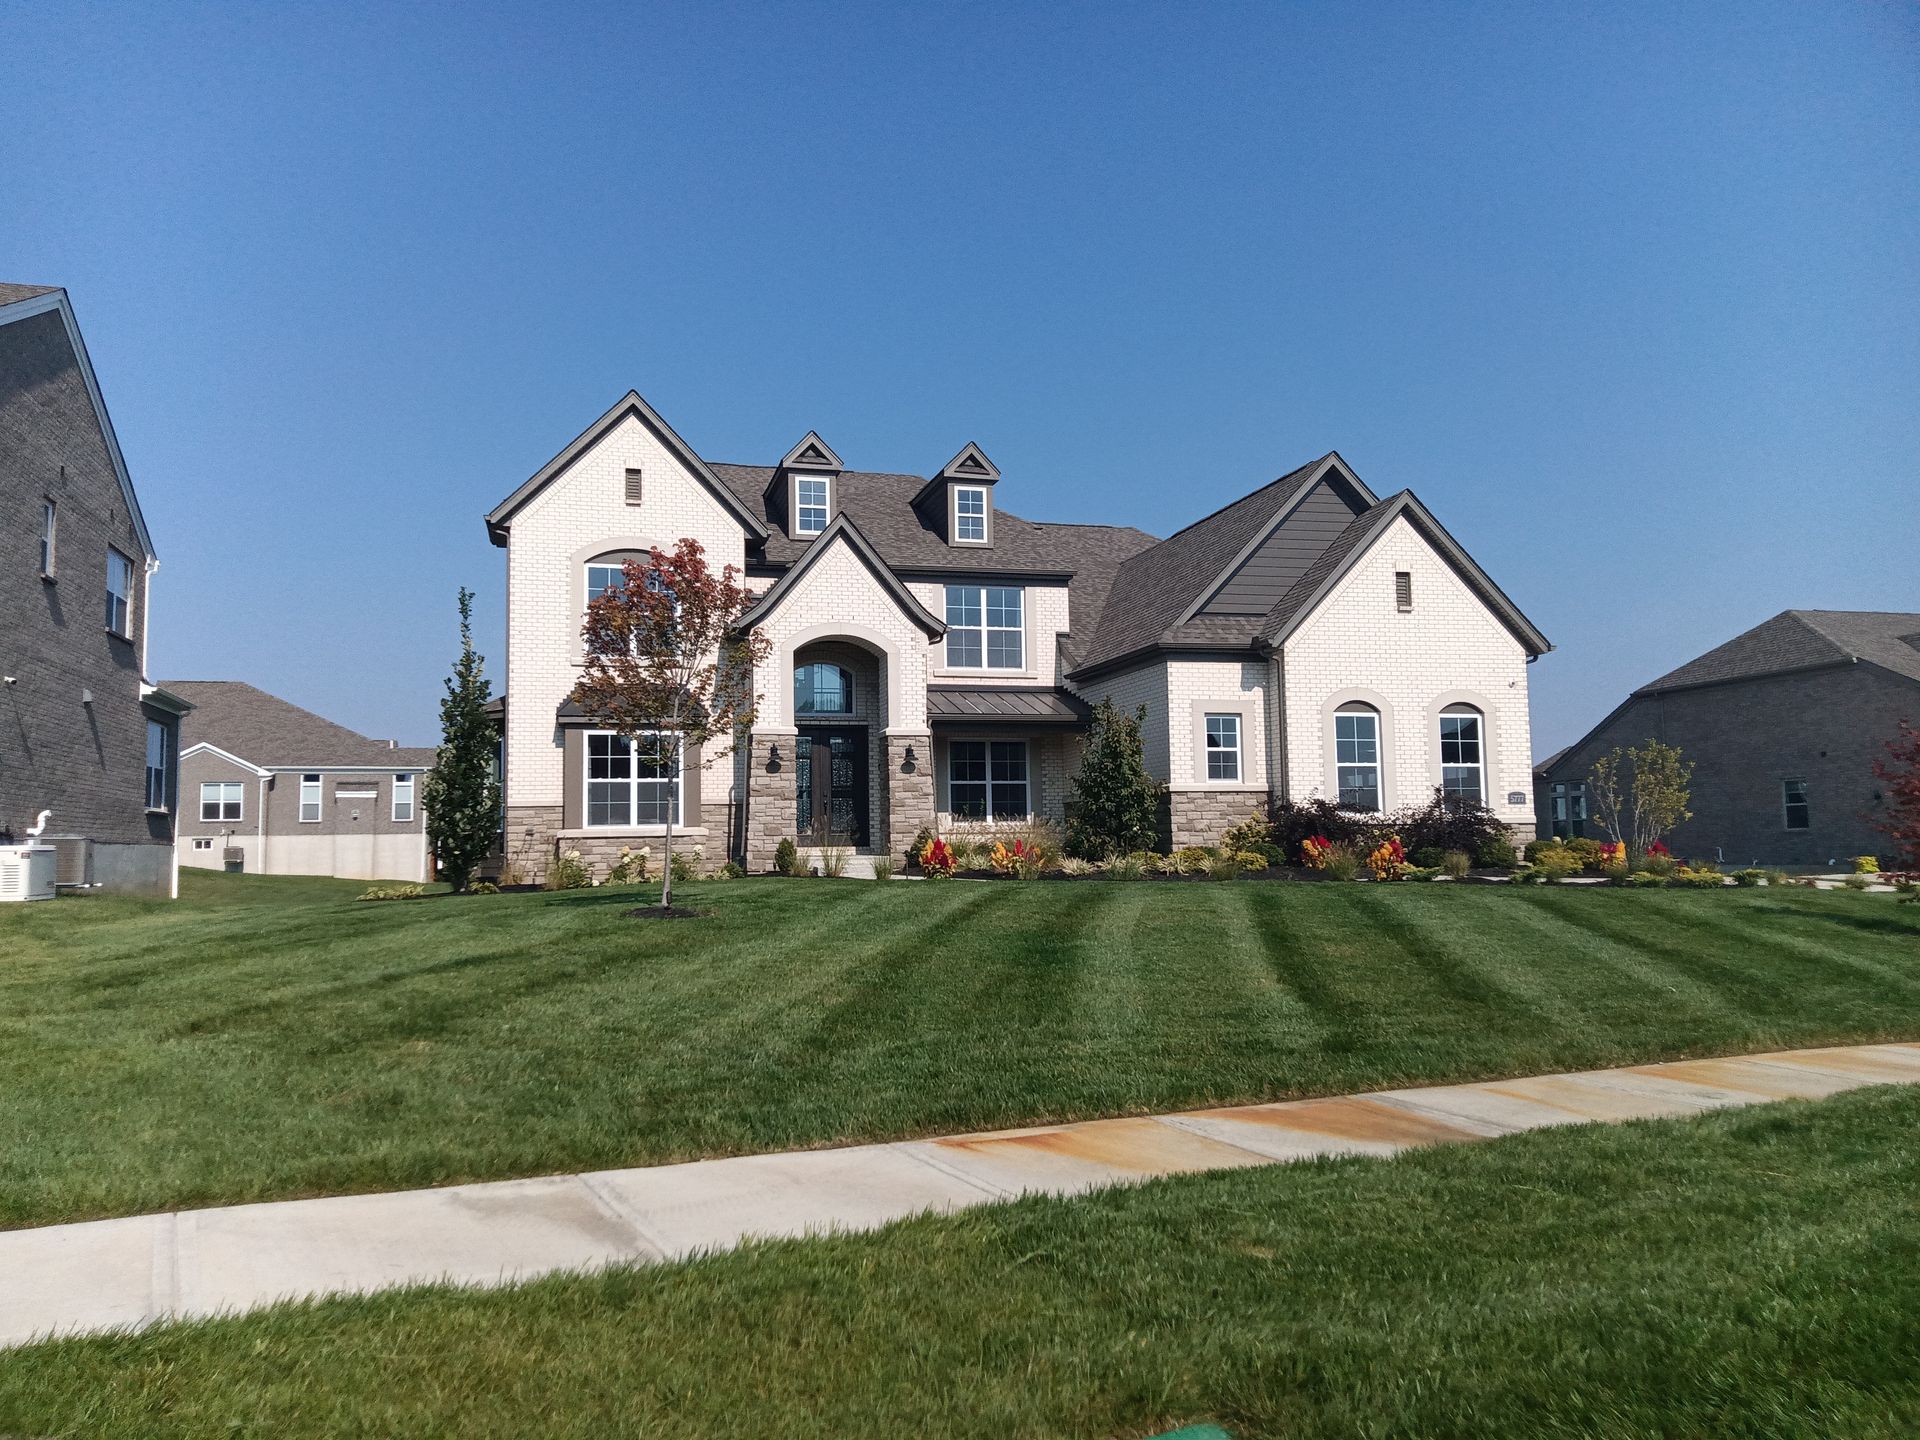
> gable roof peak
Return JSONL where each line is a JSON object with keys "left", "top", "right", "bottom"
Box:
{"left": 940, "top": 441, "right": 1000, "bottom": 484}
{"left": 732, "top": 511, "right": 945, "bottom": 638}
{"left": 779, "top": 430, "right": 843, "bottom": 472}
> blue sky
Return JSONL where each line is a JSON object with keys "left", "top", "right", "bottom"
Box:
{"left": 5, "top": 2, "right": 1915, "bottom": 755}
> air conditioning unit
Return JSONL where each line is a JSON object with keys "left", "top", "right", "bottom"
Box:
{"left": 51, "top": 836, "right": 93, "bottom": 888}
{"left": 0, "top": 845, "right": 56, "bottom": 902}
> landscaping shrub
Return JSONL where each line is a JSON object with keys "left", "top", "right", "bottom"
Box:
{"left": 1523, "top": 838, "right": 1564, "bottom": 865}
{"left": 1671, "top": 866, "right": 1726, "bottom": 888}
{"left": 1206, "top": 851, "right": 1244, "bottom": 881}
{"left": 1625, "top": 870, "right": 1666, "bottom": 887}
{"left": 1531, "top": 848, "right": 1580, "bottom": 883}
{"left": 718, "top": 860, "right": 746, "bottom": 880}
{"left": 1104, "top": 852, "right": 1147, "bottom": 881}
{"left": 1321, "top": 844, "right": 1361, "bottom": 881}
{"left": 1270, "top": 797, "right": 1382, "bottom": 856}
{"left": 1732, "top": 868, "right": 1767, "bottom": 887}
{"left": 1170, "top": 846, "right": 1213, "bottom": 875}
{"left": 1563, "top": 836, "right": 1609, "bottom": 871}
{"left": 1057, "top": 857, "right": 1099, "bottom": 877}
{"left": 1232, "top": 849, "right": 1271, "bottom": 871}
{"left": 906, "top": 827, "right": 934, "bottom": 871}
{"left": 817, "top": 839, "right": 850, "bottom": 879}
{"left": 666, "top": 850, "right": 699, "bottom": 885}
{"left": 1842, "top": 873, "right": 1871, "bottom": 891}
{"left": 546, "top": 851, "right": 591, "bottom": 891}
{"left": 604, "top": 846, "right": 650, "bottom": 886}
{"left": 357, "top": 884, "right": 425, "bottom": 901}
{"left": 1764, "top": 870, "right": 1792, "bottom": 887}
{"left": 464, "top": 881, "right": 500, "bottom": 895}
{"left": 870, "top": 856, "right": 895, "bottom": 881}
{"left": 1636, "top": 853, "right": 1678, "bottom": 878}
{"left": 1474, "top": 834, "right": 1518, "bottom": 869}
{"left": 1440, "top": 850, "right": 1472, "bottom": 879}
{"left": 773, "top": 838, "right": 798, "bottom": 877}
{"left": 1300, "top": 835, "right": 1334, "bottom": 869}
{"left": 1853, "top": 855, "right": 1880, "bottom": 874}
{"left": 1065, "top": 700, "right": 1163, "bottom": 858}
{"left": 1397, "top": 789, "right": 1513, "bottom": 863}
{"left": 1218, "top": 810, "right": 1274, "bottom": 855}
{"left": 1410, "top": 845, "right": 1446, "bottom": 869}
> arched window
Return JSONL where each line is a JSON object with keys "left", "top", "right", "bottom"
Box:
{"left": 1439, "top": 705, "right": 1484, "bottom": 803}
{"left": 795, "top": 662, "right": 854, "bottom": 715}
{"left": 1334, "top": 704, "right": 1382, "bottom": 811}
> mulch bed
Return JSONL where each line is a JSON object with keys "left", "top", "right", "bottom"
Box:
{"left": 623, "top": 905, "right": 711, "bottom": 920}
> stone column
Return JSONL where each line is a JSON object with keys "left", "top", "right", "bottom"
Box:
{"left": 885, "top": 732, "right": 934, "bottom": 865}
{"left": 745, "top": 730, "right": 797, "bottom": 872}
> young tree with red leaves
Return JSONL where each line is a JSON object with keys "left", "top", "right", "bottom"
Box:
{"left": 1873, "top": 721, "right": 1920, "bottom": 871}
{"left": 574, "top": 538, "right": 770, "bottom": 912}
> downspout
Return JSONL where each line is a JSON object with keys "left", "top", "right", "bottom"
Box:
{"left": 258, "top": 773, "right": 269, "bottom": 873}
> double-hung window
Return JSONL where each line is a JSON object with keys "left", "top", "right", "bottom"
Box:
{"left": 39, "top": 499, "right": 56, "bottom": 576}
{"left": 954, "top": 486, "right": 987, "bottom": 543}
{"left": 106, "top": 548, "right": 133, "bottom": 636}
{"left": 944, "top": 585, "right": 1022, "bottom": 669}
{"left": 1205, "top": 714, "right": 1241, "bottom": 781}
{"left": 392, "top": 773, "right": 415, "bottom": 822}
{"left": 299, "top": 774, "right": 323, "bottom": 823}
{"left": 200, "top": 781, "right": 244, "bottom": 822}
{"left": 1439, "top": 707, "right": 1484, "bottom": 802}
{"left": 144, "top": 720, "right": 169, "bottom": 811}
{"left": 795, "top": 477, "right": 829, "bottom": 535}
{"left": 947, "top": 739, "right": 1029, "bottom": 820}
{"left": 1334, "top": 706, "right": 1382, "bottom": 811}
{"left": 1782, "top": 779, "right": 1810, "bottom": 830}
{"left": 586, "top": 732, "right": 681, "bottom": 827}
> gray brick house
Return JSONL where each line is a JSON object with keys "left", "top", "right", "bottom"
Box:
{"left": 165, "top": 681, "right": 436, "bottom": 882}
{"left": 487, "top": 391, "right": 1547, "bottom": 879}
{"left": 1534, "top": 610, "right": 1920, "bottom": 866}
{"left": 1, "top": 282, "right": 190, "bottom": 895}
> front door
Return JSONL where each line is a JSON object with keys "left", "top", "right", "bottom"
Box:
{"left": 796, "top": 728, "right": 868, "bottom": 846}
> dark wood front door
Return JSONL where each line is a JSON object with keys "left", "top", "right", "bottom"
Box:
{"left": 796, "top": 728, "right": 869, "bottom": 846}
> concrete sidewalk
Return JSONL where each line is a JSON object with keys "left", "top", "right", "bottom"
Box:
{"left": 5, "top": 1041, "right": 1917, "bottom": 1349}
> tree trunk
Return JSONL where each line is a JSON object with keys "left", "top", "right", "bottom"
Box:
{"left": 661, "top": 734, "right": 677, "bottom": 912}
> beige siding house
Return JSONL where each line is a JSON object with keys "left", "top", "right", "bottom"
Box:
{"left": 486, "top": 392, "right": 1548, "bottom": 878}
{"left": 166, "top": 682, "right": 435, "bottom": 882}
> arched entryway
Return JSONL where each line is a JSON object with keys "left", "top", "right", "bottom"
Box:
{"left": 791, "top": 638, "right": 887, "bottom": 849}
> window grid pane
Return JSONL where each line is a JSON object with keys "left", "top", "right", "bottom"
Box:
{"left": 1206, "top": 715, "right": 1241, "bottom": 782}
{"left": 797, "top": 477, "right": 829, "bottom": 533}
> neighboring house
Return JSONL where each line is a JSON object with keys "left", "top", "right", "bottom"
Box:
{"left": 1, "top": 282, "right": 190, "bottom": 896}
{"left": 164, "top": 681, "right": 436, "bottom": 881}
{"left": 485, "top": 392, "right": 1549, "bottom": 878}
{"left": 1534, "top": 610, "right": 1920, "bottom": 865}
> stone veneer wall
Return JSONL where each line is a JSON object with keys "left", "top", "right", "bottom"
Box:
{"left": 1167, "top": 789, "right": 1270, "bottom": 851}
{"left": 502, "top": 801, "right": 730, "bottom": 884}
{"left": 885, "top": 732, "right": 934, "bottom": 862}
{"left": 744, "top": 733, "right": 796, "bottom": 871}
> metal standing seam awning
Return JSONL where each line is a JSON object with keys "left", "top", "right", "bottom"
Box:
{"left": 925, "top": 687, "right": 1092, "bottom": 727}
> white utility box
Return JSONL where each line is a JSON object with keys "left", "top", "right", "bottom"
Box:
{"left": 0, "top": 845, "right": 57, "bottom": 902}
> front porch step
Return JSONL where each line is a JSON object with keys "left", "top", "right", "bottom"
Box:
{"left": 793, "top": 846, "right": 885, "bottom": 879}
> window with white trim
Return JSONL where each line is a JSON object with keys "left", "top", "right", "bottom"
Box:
{"left": 299, "top": 774, "right": 323, "bottom": 823}
{"left": 795, "top": 476, "right": 829, "bottom": 535}
{"left": 200, "top": 781, "right": 244, "bottom": 822}
{"left": 584, "top": 561, "right": 673, "bottom": 653}
{"left": 954, "top": 486, "right": 987, "bottom": 543}
{"left": 948, "top": 739, "right": 1029, "bottom": 820}
{"left": 586, "top": 731, "right": 681, "bottom": 827}
{"left": 144, "top": 720, "right": 169, "bottom": 811}
{"left": 191, "top": 838, "right": 214, "bottom": 851}
{"left": 106, "top": 548, "right": 133, "bottom": 636}
{"left": 1782, "top": 778, "right": 1810, "bottom": 830}
{"left": 1205, "top": 714, "right": 1241, "bottom": 782}
{"left": 1334, "top": 706, "right": 1382, "bottom": 811}
{"left": 39, "top": 499, "right": 56, "bottom": 576}
{"left": 1439, "top": 706, "right": 1484, "bottom": 802}
{"left": 392, "top": 773, "right": 415, "bottom": 822}
{"left": 944, "top": 585, "right": 1023, "bottom": 669}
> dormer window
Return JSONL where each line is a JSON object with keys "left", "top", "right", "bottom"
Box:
{"left": 954, "top": 486, "right": 988, "bottom": 543}
{"left": 796, "top": 476, "right": 830, "bottom": 536}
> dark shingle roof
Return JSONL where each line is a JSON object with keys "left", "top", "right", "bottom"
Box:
{"left": 1637, "top": 610, "right": 1920, "bottom": 694}
{"left": 1071, "top": 456, "right": 1331, "bottom": 672}
{"left": 0, "top": 283, "right": 60, "bottom": 307}
{"left": 165, "top": 682, "right": 437, "bottom": 768}
{"left": 1258, "top": 498, "right": 1397, "bottom": 643}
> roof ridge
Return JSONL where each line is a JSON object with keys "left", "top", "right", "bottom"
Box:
{"left": 1143, "top": 454, "right": 1331, "bottom": 548}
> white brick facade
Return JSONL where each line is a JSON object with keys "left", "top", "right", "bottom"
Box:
{"left": 1280, "top": 514, "right": 1534, "bottom": 829}
{"left": 504, "top": 414, "right": 747, "bottom": 809}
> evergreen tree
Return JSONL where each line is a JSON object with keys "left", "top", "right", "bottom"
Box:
{"left": 1066, "top": 700, "right": 1164, "bottom": 858}
{"left": 421, "top": 588, "right": 501, "bottom": 892}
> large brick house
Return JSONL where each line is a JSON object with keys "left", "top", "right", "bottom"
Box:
{"left": 486, "top": 391, "right": 1549, "bottom": 878}
{"left": 1535, "top": 610, "right": 1920, "bottom": 866}
{"left": 1, "top": 282, "right": 190, "bottom": 895}
{"left": 165, "top": 681, "right": 437, "bottom": 882}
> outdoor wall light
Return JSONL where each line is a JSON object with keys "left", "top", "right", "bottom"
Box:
{"left": 902, "top": 745, "right": 918, "bottom": 773}
{"left": 767, "top": 743, "right": 783, "bottom": 771}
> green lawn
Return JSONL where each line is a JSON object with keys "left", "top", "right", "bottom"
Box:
{"left": 2, "top": 1087, "right": 1914, "bottom": 1439}
{"left": 2, "top": 869, "right": 1917, "bottom": 1229}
